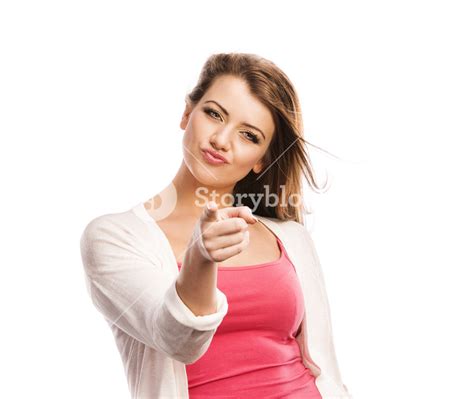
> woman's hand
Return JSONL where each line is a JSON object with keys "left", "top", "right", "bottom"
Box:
{"left": 190, "top": 200, "right": 258, "bottom": 264}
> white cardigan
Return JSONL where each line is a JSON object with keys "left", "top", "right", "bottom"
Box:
{"left": 79, "top": 202, "right": 352, "bottom": 399}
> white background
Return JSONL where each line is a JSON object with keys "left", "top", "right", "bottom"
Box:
{"left": 1, "top": 1, "right": 473, "bottom": 398}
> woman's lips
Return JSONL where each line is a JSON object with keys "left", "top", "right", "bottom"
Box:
{"left": 202, "top": 150, "right": 228, "bottom": 165}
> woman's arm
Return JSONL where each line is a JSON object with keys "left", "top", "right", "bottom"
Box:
{"left": 288, "top": 220, "right": 352, "bottom": 398}
{"left": 79, "top": 214, "right": 228, "bottom": 365}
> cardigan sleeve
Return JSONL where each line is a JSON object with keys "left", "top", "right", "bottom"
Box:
{"left": 299, "top": 223, "right": 353, "bottom": 398}
{"left": 79, "top": 214, "right": 228, "bottom": 365}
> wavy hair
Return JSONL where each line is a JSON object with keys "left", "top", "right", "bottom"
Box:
{"left": 185, "top": 52, "right": 330, "bottom": 225}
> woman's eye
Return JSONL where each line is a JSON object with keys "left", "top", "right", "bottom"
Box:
{"left": 204, "top": 107, "right": 221, "bottom": 120}
{"left": 204, "top": 107, "right": 260, "bottom": 144}
{"left": 243, "top": 131, "right": 260, "bottom": 144}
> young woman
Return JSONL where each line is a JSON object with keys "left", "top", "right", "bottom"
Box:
{"left": 80, "top": 52, "right": 352, "bottom": 398}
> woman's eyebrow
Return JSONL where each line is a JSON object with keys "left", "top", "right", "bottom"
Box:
{"left": 204, "top": 100, "right": 266, "bottom": 140}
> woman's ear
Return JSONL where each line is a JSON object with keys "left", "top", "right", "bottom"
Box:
{"left": 180, "top": 101, "right": 194, "bottom": 130}
{"left": 252, "top": 159, "right": 265, "bottom": 174}
{"left": 253, "top": 150, "right": 271, "bottom": 174}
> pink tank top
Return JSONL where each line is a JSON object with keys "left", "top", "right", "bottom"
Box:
{"left": 177, "top": 237, "right": 322, "bottom": 398}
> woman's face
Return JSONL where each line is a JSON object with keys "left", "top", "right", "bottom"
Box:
{"left": 179, "top": 74, "right": 275, "bottom": 190}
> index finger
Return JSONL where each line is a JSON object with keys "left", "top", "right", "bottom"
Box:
{"left": 221, "top": 206, "right": 258, "bottom": 223}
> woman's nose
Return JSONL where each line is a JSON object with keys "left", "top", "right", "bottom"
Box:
{"left": 210, "top": 127, "right": 232, "bottom": 151}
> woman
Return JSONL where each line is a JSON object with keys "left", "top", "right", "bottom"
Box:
{"left": 80, "top": 52, "right": 352, "bottom": 398}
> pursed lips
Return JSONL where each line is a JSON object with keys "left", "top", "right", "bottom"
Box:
{"left": 202, "top": 149, "right": 229, "bottom": 164}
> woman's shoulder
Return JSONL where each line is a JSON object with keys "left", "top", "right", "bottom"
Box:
{"left": 79, "top": 204, "right": 167, "bottom": 274}
{"left": 254, "top": 213, "right": 308, "bottom": 235}
{"left": 80, "top": 204, "right": 153, "bottom": 245}
{"left": 252, "top": 214, "right": 314, "bottom": 256}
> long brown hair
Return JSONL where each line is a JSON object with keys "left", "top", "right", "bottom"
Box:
{"left": 185, "top": 52, "right": 329, "bottom": 225}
